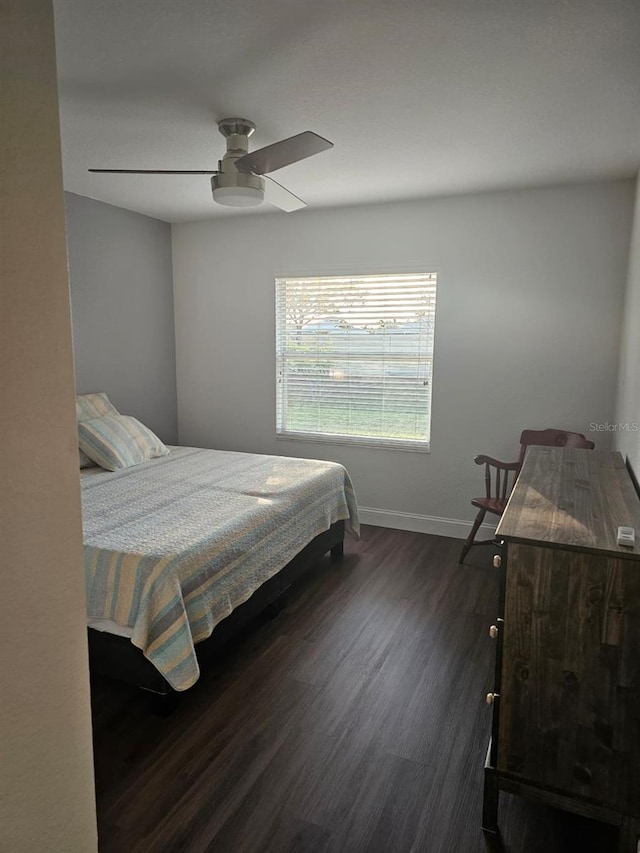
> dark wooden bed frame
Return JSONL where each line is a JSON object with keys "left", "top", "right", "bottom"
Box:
{"left": 88, "top": 520, "right": 345, "bottom": 711}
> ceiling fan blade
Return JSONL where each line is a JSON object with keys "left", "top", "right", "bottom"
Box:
{"left": 88, "top": 169, "right": 220, "bottom": 174}
{"left": 264, "top": 176, "right": 306, "bottom": 212}
{"left": 235, "top": 131, "right": 333, "bottom": 175}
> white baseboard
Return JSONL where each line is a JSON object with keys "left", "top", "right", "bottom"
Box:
{"left": 357, "top": 506, "right": 497, "bottom": 541}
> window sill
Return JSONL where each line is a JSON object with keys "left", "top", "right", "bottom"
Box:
{"left": 275, "top": 432, "right": 431, "bottom": 453}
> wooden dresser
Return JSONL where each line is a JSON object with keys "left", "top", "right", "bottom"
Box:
{"left": 483, "top": 447, "right": 640, "bottom": 851}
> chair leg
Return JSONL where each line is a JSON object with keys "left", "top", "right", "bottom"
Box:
{"left": 459, "top": 509, "right": 486, "bottom": 563}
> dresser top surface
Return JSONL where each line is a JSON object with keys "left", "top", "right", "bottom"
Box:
{"left": 495, "top": 447, "right": 640, "bottom": 557}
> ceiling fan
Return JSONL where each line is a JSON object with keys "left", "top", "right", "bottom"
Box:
{"left": 89, "top": 118, "right": 333, "bottom": 212}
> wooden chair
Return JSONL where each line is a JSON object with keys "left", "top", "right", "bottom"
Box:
{"left": 458, "top": 428, "right": 595, "bottom": 563}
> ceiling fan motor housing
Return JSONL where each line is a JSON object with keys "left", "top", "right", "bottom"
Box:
{"left": 212, "top": 117, "right": 265, "bottom": 205}
{"left": 217, "top": 117, "right": 255, "bottom": 166}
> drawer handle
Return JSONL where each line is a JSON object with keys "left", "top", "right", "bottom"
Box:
{"left": 486, "top": 692, "right": 500, "bottom": 705}
{"left": 489, "top": 625, "right": 499, "bottom": 639}
{"left": 493, "top": 554, "right": 502, "bottom": 568}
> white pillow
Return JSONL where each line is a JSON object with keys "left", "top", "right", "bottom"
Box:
{"left": 78, "top": 414, "right": 169, "bottom": 471}
{"left": 76, "top": 392, "right": 119, "bottom": 422}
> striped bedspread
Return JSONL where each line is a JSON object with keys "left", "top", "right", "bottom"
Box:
{"left": 81, "top": 447, "right": 359, "bottom": 690}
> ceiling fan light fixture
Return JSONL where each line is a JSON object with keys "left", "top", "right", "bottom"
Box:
{"left": 211, "top": 173, "right": 264, "bottom": 207}
{"left": 212, "top": 185, "right": 263, "bottom": 207}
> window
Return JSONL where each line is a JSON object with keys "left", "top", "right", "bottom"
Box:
{"left": 275, "top": 272, "right": 437, "bottom": 451}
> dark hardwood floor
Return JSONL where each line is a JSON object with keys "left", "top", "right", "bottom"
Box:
{"left": 91, "top": 526, "right": 618, "bottom": 852}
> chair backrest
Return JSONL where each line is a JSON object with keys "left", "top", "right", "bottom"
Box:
{"left": 517, "top": 428, "right": 595, "bottom": 465}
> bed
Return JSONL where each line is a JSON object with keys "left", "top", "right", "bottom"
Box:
{"left": 82, "top": 443, "right": 359, "bottom": 703}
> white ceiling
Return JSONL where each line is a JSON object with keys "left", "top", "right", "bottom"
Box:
{"left": 53, "top": 0, "right": 640, "bottom": 223}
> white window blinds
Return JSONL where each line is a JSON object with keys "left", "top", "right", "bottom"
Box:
{"left": 275, "top": 272, "right": 437, "bottom": 451}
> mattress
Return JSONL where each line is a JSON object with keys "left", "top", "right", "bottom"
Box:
{"left": 81, "top": 446, "right": 359, "bottom": 690}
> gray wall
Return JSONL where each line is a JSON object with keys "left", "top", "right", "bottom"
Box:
{"left": 172, "top": 179, "right": 635, "bottom": 537}
{"left": 615, "top": 175, "right": 640, "bottom": 483}
{"left": 65, "top": 192, "right": 178, "bottom": 443}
